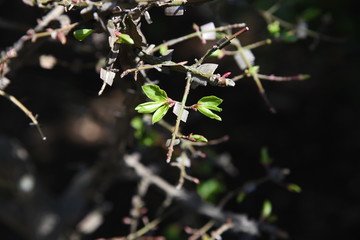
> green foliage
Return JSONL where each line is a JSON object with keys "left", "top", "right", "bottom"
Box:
{"left": 260, "top": 147, "right": 272, "bottom": 166}
{"left": 197, "top": 178, "right": 225, "bottom": 202}
{"left": 190, "top": 134, "right": 208, "bottom": 142}
{"left": 209, "top": 49, "right": 222, "bottom": 58}
{"left": 267, "top": 21, "right": 281, "bottom": 37}
{"left": 116, "top": 33, "right": 134, "bottom": 45}
{"left": 196, "top": 96, "right": 223, "bottom": 121}
{"left": 281, "top": 31, "right": 299, "bottom": 43}
{"left": 164, "top": 224, "right": 182, "bottom": 240}
{"left": 236, "top": 191, "right": 247, "bottom": 203}
{"left": 130, "top": 116, "right": 156, "bottom": 146}
{"left": 135, "top": 85, "right": 171, "bottom": 124}
{"left": 152, "top": 104, "right": 170, "bottom": 124}
{"left": 142, "top": 84, "right": 168, "bottom": 102}
{"left": 73, "top": 29, "right": 94, "bottom": 41}
{"left": 287, "top": 183, "right": 302, "bottom": 193}
{"left": 301, "top": 7, "right": 322, "bottom": 21}
{"left": 261, "top": 199, "right": 272, "bottom": 219}
{"left": 248, "top": 65, "right": 260, "bottom": 76}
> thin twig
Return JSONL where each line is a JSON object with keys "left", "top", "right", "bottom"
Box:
{"left": 149, "top": 23, "right": 246, "bottom": 54}
{"left": 0, "top": 90, "right": 46, "bottom": 140}
{"left": 232, "top": 39, "right": 276, "bottom": 113}
{"left": 166, "top": 72, "right": 192, "bottom": 162}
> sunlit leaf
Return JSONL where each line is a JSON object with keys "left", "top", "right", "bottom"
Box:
{"left": 117, "top": 33, "right": 135, "bottom": 45}
{"left": 209, "top": 49, "right": 222, "bottom": 58}
{"left": 152, "top": 103, "right": 170, "bottom": 124}
{"left": 197, "top": 96, "right": 223, "bottom": 111}
{"left": 191, "top": 134, "right": 208, "bottom": 142}
{"left": 141, "top": 85, "right": 168, "bottom": 102}
{"left": 196, "top": 96, "right": 223, "bottom": 120}
{"left": 73, "top": 29, "right": 94, "bottom": 41}
{"left": 159, "top": 45, "right": 168, "bottom": 56}
{"left": 197, "top": 106, "right": 222, "bottom": 121}
{"left": 267, "top": 21, "right": 280, "bottom": 37}
{"left": 248, "top": 65, "right": 260, "bottom": 75}
{"left": 135, "top": 101, "right": 165, "bottom": 113}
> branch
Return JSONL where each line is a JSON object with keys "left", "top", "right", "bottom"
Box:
{"left": 124, "top": 153, "right": 260, "bottom": 235}
{"left": 0, "top": 90, "right": 46, "bottom": 140}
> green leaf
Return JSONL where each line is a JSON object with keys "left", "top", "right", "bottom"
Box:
{"left": 135, "top": 101, "right": 165, "bottom": 113}
{"left": 236, "top": 192, "right": 246, "bottom": 203}
{"left": 281, "top": 31, "right": 299, "bottom": 43}
{"left": 197, "top": 96, "right": 223, "bottom": 112}
{"left": 260, "top": 147, "right": 272, "bottom": 166}
{"left": 159, "top": 45, "right": 168, "bottom": 56}
{"left": 299, "top": 74, "right": 311, "bottom": 80}
{"left": 152, "top": 104, "right": 170, "bottom": 124}
{"left": 248, "top": 65, "right": 260, "bottom": 75}
{"left": 197, "top": 106, "right": 222, "bottom": 121}
{"left": 73, "top": 29, "right": 94, "bottom": 41}
{"left": 301, "top": 7, "right": 322, "bottom": 21}
{"left": 287, "top": 183, "right": 302, "bottom": 193}
{"left": 197, "top": 179, "right": 224, "bottom": 202}
{"left": 116, "top": 33, "right": 134, "bottom": 44}
{"left": 142, "top": 85, "right": 168, "bottom": 102}
{"left": 261, "top": 200, "right": 272, "bottom": 218}
{"left": 191, "top": 134, "right": 208, "bottom": 142}
{"left": 209, "top": 49, "right": 222, "bottom": 58}
{"left": 267, "top": 21, "right": 280, "bottom": 37}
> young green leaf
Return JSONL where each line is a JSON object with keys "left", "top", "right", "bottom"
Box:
{"left": 191, "top": 134, "right": 208, "bottom": 142}
{"left": 152, "top": 104, "right": 170, "bottom": 124}
{"left": 141, "top": 85, "right": 168, "bottom": 102}
{"left": 287, "top": 183, "right": 302, "bottom": 193}
{"left": 248, "top": 65, "right": 260, "bottom": 76}
{"left": 236, "top": 191, "right": 246, "bottom": 203}
{"left": 73, "top": 29, "right": 94, "bottom": 41}
{"left": 267, "top": 21, "right": 280, "bottom": 37}
{"left": 197, "top": 179, "right": 224, "bottom": 202}
{"left": 261, "top": 200, "right": 272, "bottom": 218}
{"left": 117, "top": 33, "right": 135, "bottom": 45}
{"left": 197, "top": 96, "right": 223, "bottom": 111}
{"left": 260, "top": 147, "right": 272, "bottom": 166}
{"left": 196, "top": 95, "right": 223, "bottom": 121}
{"left": 197, "top": 106, "right": 222, "bottom": 121}
{"left": 159, "top": 44, "right": 168, "bottom": 56}
{"left": 135, "top": 101, "right": 165, "bottom": 113}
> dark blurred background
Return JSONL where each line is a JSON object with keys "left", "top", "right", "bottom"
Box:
{"left": 0, "top": 0, "right": 359, "bottom": 240}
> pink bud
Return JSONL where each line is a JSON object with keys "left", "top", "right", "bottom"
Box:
{"left": 222, "top": 72, "right": 231, "bottom": 78}
{"left": 114, "top": 30, "right": 121, "bottom": 37}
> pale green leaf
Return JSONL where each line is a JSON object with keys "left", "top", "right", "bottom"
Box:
{"left": 261, "top": 200, "right": 272, "bottom": 218}
{"left": 197, "top": 179, "right": 224, "bottom": 202}
{"left": 117, "top": 33, "right": 134, "bottom": 45}
{"left": 135, "top": 101, "right": 165, "bottom": 113}
{"left": 267, "top": 21, "right": 280, "bottom": 36}
{"left": 197, "top": 105, "right": 222, "bottom": 121}
{"left": 197, "top": 96, "right": 223, "bottom": 112}
{"left": 142, "top": 85, "right": 168, "bottom": 102}
{"left": 191, "top": 134, "right": 208, "bottom": 142}
{"left": 152, "top": 104, "right": 170, "bottom": 124}
{"left": 73, "top": 29, "right": 94, "bottom": 41}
